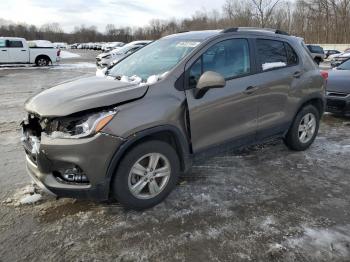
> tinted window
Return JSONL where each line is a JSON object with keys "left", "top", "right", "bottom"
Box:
{"left": 257, "top": 39, "right": 288, "bottom": 71}
{"left": 0, "top": 39, "right": 5, "bottom": 48}
{"left": 8, "top": 40, "right": 23, "bottom": 48}
{"left": 307, "top": 45, "right": 324, "bottom": 54}
{"left": 285, "top": 43, "right": 298, "bottom": 65}
{"left": 189, "top": 39, "right": 250, "bottom": 88}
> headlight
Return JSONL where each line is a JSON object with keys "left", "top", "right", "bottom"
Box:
{"left": 47, "top": 110, "right": 117, "bottom": 139}
{"left": 103, "top": 54, "right": 111, "bottom": 59}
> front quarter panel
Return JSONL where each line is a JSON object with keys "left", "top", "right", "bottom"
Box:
{"left": 102, "top": 80, "right": 188, "bottom": 140}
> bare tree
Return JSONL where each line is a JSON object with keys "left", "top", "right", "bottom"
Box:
{"left": 250, "top": 0, "right": 282, "bottom": 27}
{"left": 1, "top": 0, "right": 350, "bottom": 44}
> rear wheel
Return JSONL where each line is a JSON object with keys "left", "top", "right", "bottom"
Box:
{"left": 112, "top": 140, "right": 180, "bottom": 210}
{"left": 284, "top": 105, "right": 320, "bottom": 151}
{"left": 35, "top": 56, "right": 50, "bottom": 67}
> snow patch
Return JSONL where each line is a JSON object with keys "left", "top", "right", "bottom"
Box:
{"left": 262, "top": 62, "right": 286, "bottom": 71}
{"left": 267, "top": 243, "right": 287, "bottom": 257}
{"left": 96, "top": 67, "right": 107, "bottom": 77}
{"left": 50, "top": 63, "right": 95, "bottom": 69}
{"left": 260, "top": 216, "right": 276, "bottom": 230}
{"left": 20, "top": 194, "right": 42, "bottom": 205}
{"left": 120, "top": 75, "right": 142, "bottom": 85}
{"left": 28, "top": 40, "right": 54, "bottom": 48}
{"left": 60, "top": 50, "right": 81, "bottom": 59}
{"left": 117, "top": 71, "right": 169, "bottom": 86}
{"left": 5, "top": 184, "right": 43, "bottom": 206}
{"left": 287, "top": 226, "right": 350, "bottom": 258}
{"left": 0, "top": 62, "right": 95, "bottom": 70}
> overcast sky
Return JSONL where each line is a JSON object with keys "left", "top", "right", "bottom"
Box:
{"left": 0, "top": 0, "right": 227, "bottom": 32}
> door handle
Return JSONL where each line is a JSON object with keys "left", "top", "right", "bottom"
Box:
{"left": 1, "top": 50, "right": 7, "bottom": 52}
{"left": 293, "top": 71, "right": 302, "bottom": 78}
{"left": 243, "top": 86, "right": 259, "bottom": 95}
{"left": 21, "top": 50, "right": 26, "bottom": 52}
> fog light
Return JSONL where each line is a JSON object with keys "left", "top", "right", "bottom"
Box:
{"left": 62, "top": 167, "right": 89, "bottom": 183}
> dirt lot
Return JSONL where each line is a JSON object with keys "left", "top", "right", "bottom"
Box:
{"left": 0, "top": 51, "right": 349, "bottom": 262}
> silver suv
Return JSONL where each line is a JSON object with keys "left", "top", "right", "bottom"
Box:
{"left": 22, "top": 28, "right": 326, "bottom": 210}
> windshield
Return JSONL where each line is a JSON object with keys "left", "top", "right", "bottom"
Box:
{"left": 109, "top": 38, "right": 202, "bottom": 81}
{"left": 337, "top": 59, "right": 350, "bottom": 70}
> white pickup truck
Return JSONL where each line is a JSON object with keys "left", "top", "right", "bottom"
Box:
{"left": 0, "top": 37, "right": 60, "bottom": 66}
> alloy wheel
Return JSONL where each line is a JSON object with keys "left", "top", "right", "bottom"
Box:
{"left": 298, "top": 113, "right": 316, "bottom": 143}
{"left": 128, "top": 153, "right": 171, "bottom": 199}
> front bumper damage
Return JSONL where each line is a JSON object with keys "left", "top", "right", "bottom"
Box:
{"left": 21, "top": 119, "right": 123, "bottom": 200}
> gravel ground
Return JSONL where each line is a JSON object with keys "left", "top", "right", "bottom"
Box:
{"left": 0, "top": 50, "right": 349, "bottom": 262}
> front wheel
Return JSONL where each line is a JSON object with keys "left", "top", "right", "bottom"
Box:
{"left": 112, "top": 140, "right": 180, "bottom": 210}
{"left": 284, "top": 105, "right": 320, "bottom": 151}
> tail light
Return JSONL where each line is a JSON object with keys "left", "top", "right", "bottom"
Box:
{"left": 320, "top": 70, "right": 328, "bottom": 81}
{"left": 57, "top": 49, "right": 61, "bottom": 57}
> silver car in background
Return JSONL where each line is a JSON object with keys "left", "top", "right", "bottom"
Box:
{"left": 96, "top": 40, "right": 152, "bottom": 68}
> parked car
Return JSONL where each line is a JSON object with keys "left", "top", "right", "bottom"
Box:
{"left": 330, "top": 51, "right": 350, "bottom": 67}
{"left": 332, "top": 58, "right": 350, "bottom": 70}
{"left": 324, "top": 49, "right": 341, "bottom": 59}
{"left": 96, "top": 40, "right": 151, "bottom": 68}
{"left": 53, "top": 42, "right": 67, "bottom": 49}
{"left": 306, "top": 44, "right": 325, "bottom": 64}
{"left": 0, "top": 37, "right": 60, "bottom": 66}
{"left": 21, "top": 28, "right": 326, "bottom": 210}
{"left": 102, "top": 42, "right": 125, "bottom": 52}
{"left": 326, "top": 59, "right": 350, "bottom": 116}
{"left": 70, "top": 43, "right": 78, "bottom": 49}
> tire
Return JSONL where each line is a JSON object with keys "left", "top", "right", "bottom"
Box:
{"left": 314, "top": 57, "right": 321, "bottom": 65}
{"left": 284, "top": 105, "right": 320, "bottom": 151}
{"left": 112, "top": 140, "right": 180, "bottom": 210}
{"left": 35, "top": 56, "right": 50, "bottom": 67}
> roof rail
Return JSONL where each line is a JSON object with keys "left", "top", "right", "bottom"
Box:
{"left": 222, "top": 27, "right": 289, "bottom": 36}
{"left": 221, "top": 28, "right": 238, "bottom": 33}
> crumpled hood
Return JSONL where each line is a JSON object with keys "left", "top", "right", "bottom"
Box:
{"left": 25, "top": 76, "right": 148, "bottom": 117}
{"left": 327, "top": 70, "right": 350, "bottom": 93}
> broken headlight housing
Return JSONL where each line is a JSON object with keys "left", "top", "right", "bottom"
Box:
{"left": 46, "top": 110, "right": 117, "bottom": 139}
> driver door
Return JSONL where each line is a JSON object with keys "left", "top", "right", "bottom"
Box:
{"left": 184, "top": 38, "right": 259, "bottom": 152}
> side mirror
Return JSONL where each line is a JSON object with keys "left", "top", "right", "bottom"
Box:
{"left": 194, "top": 71, "right": 226, "bottom": 99}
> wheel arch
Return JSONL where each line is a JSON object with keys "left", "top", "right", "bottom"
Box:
{"left": 35, "top": 54, "right": 52, "bottom": 65}
{"left": 106, "top": 125, "right": 192, "bottom": 195}
{"left": 285, "top": 95, "right": 325, "bottom": 137}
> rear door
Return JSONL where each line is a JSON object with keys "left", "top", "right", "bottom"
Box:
{"left": 8, "top": 40, "right": 29, "bottom": 63}
{"left": 253, "top": 38, "right": 302, "bottom": 140}
{"left": 185, "top": 37, "right": 260, "bottom": 152}
{"left": 0, "top": 39, "right": 9, "bottom": 63}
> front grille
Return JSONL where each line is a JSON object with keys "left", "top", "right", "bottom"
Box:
{"left": 327, "top": 99, "right": 346, "bottom": 111}
{"left": 327, "top": 92, "right": 349, "bottom": 98}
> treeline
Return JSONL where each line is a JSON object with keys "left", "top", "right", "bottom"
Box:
{"left": 1, "top": 0, "right": 350, "bottom": 44}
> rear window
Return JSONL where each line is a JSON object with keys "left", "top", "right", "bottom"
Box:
{"left": 307, "top": 45, "right": 324, "bottom": 54}
{"left": 256, "top": 39, "right": 298, "bottom": 71}
{"left": 285, "top": 43, "right": 298, "bottom": 65}
{"left": 8, "top": 40, "right": 23, "bottom": 48}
